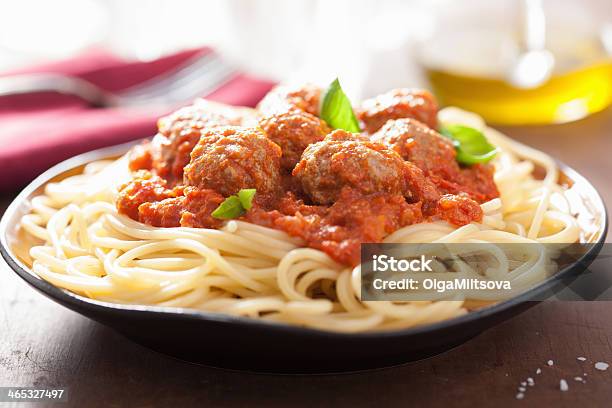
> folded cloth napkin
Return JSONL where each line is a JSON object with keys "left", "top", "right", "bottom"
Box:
{"left": 0, "top": 48, "right": 275, "bottom": 192}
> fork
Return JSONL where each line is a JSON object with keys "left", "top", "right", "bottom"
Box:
{"left": 0, "top": 52, "right": 238, "bottom": 108}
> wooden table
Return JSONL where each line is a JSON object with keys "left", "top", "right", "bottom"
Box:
{"left": 1, "top": 109, "right": 611, "bottom": 407}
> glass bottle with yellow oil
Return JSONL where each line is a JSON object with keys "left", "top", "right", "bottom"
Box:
{"left": 417, "top": 0, "right": 612, "bottom": 125}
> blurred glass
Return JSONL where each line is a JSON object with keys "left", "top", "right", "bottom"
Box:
{"left": 417, "top": 0, "right": 612, "bottom": 125}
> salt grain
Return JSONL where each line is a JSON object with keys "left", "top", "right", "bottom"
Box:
{"left": 536, "top": 368, "right": 542, "bottom": 375}
{"left": 516, "top": 393, "right": 525, "bottom": 400}
{"left": 595, "top": 362, "right": 609, "bottom": 371}
{"left": 521, "top": 381, "right": 526, "bottom": 386}
{"left": 574, "top": 376, "right": 583, "bottom": 382}
{"left": 547, "top": 360, "right": 554, "bottom": 366}
{"left": 560, "top": 379, "right": 569, "bottom": 392}
{"left": 577, "top": 357, "right": 587, "bottom": 362}
{"left": 518, "top": 386, "right": 526, "bottom": 392}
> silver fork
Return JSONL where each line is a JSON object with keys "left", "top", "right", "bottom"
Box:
{"left": 0, "top": 52, "right": 238, "bottom": 108}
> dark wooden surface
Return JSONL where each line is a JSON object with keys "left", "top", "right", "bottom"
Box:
{"left": 1, "top": 109, "right": 612, "bottom": 407}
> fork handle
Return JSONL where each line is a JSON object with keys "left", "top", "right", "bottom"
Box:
{"left": 0, "top": 74, "right": 119, "bottom": 107}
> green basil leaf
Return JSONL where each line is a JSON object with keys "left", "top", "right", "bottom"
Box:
{"left": 237, "top": 188, "right": 256, "bottom": 210}
{"left": 212, "top": 189, "right": 257, "bottom": 219}
{"left": 212, "top": 196, "right": 245, "bottom": 219}
{"left": 440, "top": 125, "right": 498, "bottom": 165}
{"left": 320, "top": 78, "right": 361, "bottom": 133}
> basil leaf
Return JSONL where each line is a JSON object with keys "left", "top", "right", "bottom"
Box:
{"left": 237, "top": 188, "right": 256, "bottom": 210}
{"left": 440, "top": 125, "right": 498, "bottom": 165}
{"left": 320, "top": 78, "right": 361, "bottom": 133}
{"left": 212, "top": 189, "right": 257, "bottom": 219}
{"left": 212, "top": 196, "right": 245, "bottom": 219}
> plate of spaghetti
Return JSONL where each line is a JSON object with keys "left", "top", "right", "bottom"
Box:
{"left": 0, "top": 81, "right": 607, "bottom": 372}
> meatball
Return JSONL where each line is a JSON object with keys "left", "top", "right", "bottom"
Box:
{"left": 259, "top": 109, "right": 331, "bottom": 171}
{"left": 257, "top": 83, "right": 322, "bottom": 116}
{"left": 292, "top": 130, "right": 411, "bottom": 204}
{"left": 371, "top": 118, "right": 460, "bottom": 180}
{"left": 370, "top": 118, "right": 498, "bottom": 204}
{"left": 183, "top": 126, "right": 282, "bottom": 197}
{"left": 151, "top": 100, "right": 257, "bottom": 183}
{"left": 157, "top": 99, "right": 256, "bottom": 137}
{"left": 357, "top": 88, "right": 438, "bottom": 134}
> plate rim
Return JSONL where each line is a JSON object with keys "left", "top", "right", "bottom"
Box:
{"left": 0, "top": 141, "right": 608, "bottom": 339}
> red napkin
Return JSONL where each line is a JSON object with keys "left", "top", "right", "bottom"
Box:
{"left": 0, "top": 48, "right": 276, "bottom": 192}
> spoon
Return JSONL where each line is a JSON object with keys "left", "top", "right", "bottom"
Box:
{"left": 508, "top": 0, "right": 555, "bottom": 89}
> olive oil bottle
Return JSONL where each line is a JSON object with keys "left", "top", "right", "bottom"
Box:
{"left": 419, "top": 26, "right": 612, "bottom": 125}
{"left": 425, "top": 60, "right": 612, "bottom": 125}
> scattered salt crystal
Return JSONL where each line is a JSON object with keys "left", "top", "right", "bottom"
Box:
{"left": 521, "top": 381, "right": 527, "bottom": 386}
{"left": 536, "top": 368, "right": 542, "bottom": 375}
{"left": 577, "top": 357, "right": 587, "bottom": 362}
{"left": 547, "top": 360, "right": 554, "bottom": 366}
{"left": 527, "top": 377, "right": 534, "bottom": 386}
{"left": 518, "top": 386, "right": 526, "bottom": 392}
{"left": 584, "top": 373, "right": 588, "bottom": 376}
{"left": 574, "top": 376, "right": 583, "bottom": 382}
{"left": 516, "top": 393, "right": 525, "bottom": 400}
{"left": 560, "top": 379, "right": 569, "bottom": 392}
{"left": 595, "top": 362, "right": 609, "bottom": 371}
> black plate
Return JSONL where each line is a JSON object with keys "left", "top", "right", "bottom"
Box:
{"left": 0, "top": 142, "right": 607, "bottom": 373}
